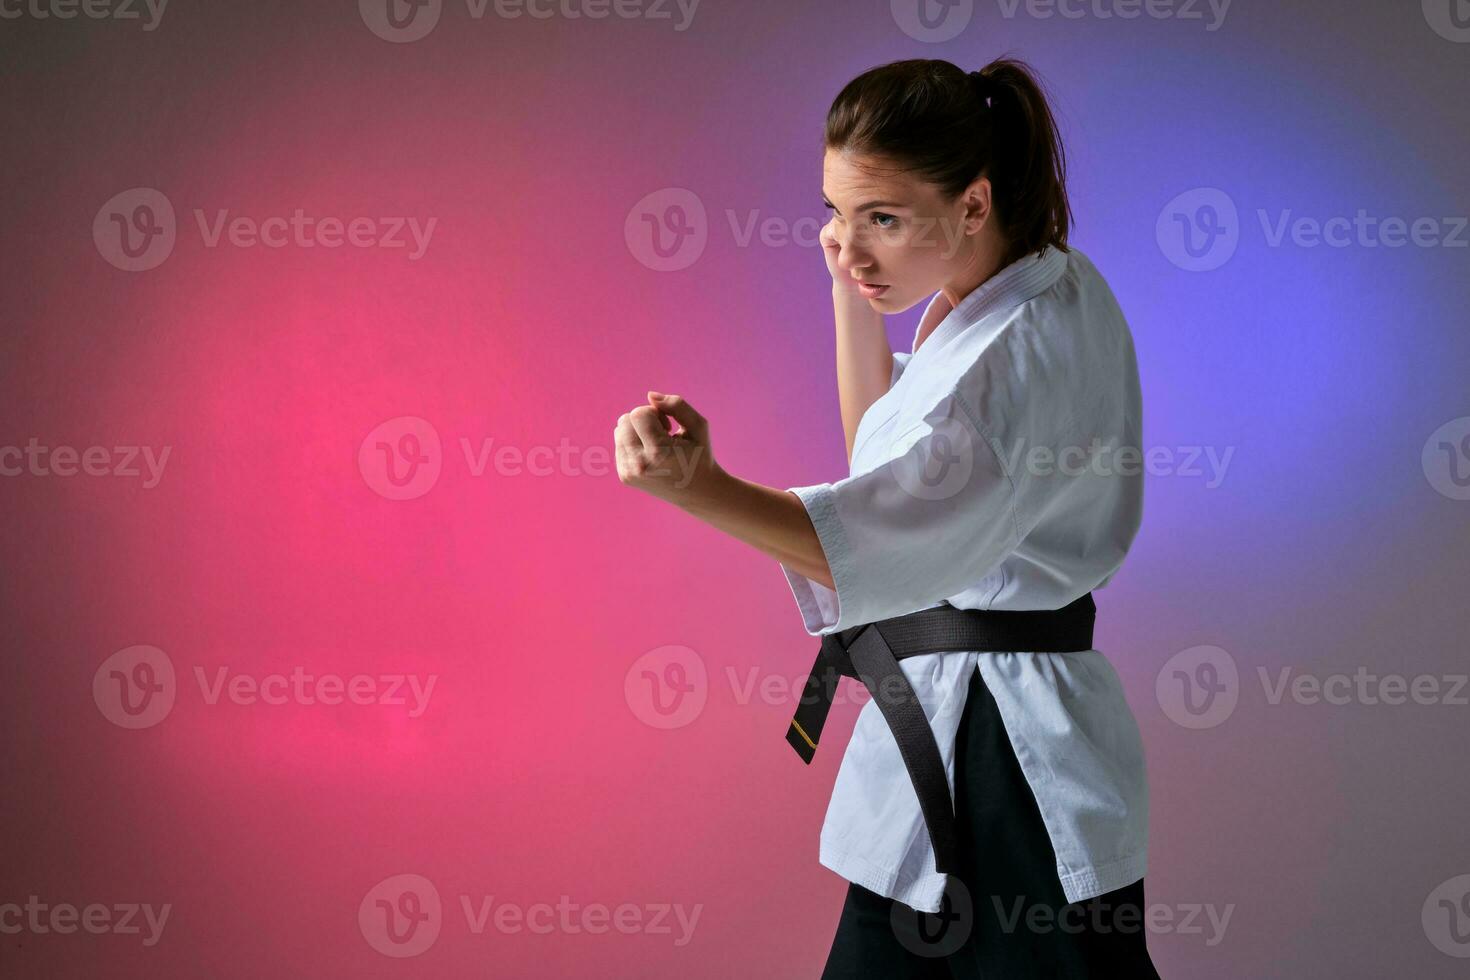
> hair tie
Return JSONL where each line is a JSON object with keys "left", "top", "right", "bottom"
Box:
{"left": 969, "top": 70, "right": 998, "bottom": 108}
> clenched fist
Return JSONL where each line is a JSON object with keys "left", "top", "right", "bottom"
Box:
{"left": 614, "top": 391, "right": 723, "bottom": 506}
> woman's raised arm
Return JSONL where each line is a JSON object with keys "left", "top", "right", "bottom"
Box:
{"left": 832, "top": 285, "right": 892, "bottom": 466}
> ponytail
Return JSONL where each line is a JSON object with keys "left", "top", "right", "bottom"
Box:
{"left": 970, "top": 59, "right": 1072, "bottom": 264}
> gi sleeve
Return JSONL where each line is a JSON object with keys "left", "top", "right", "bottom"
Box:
{"left": 779, "top": 391, "right": 1021, "bottom": 635}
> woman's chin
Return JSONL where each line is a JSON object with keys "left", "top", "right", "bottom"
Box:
{"left": 868, "top": 289, "right": 916, "bottom": 312}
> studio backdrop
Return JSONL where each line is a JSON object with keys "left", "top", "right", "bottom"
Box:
{"left": 2, "top": 1, "right": 1468, "bottom": 977}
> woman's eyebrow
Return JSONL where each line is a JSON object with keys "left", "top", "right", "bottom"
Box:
{"left": 822, "top": 193, "right": 906, "bottom": 214}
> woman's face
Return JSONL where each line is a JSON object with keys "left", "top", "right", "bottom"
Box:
{"left": 821, "top": 148, "right": 992, "bottom": 313}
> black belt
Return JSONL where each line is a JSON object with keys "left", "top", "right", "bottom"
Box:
{"left": 785, "top": 592, "right": 1096, "bottom": 876}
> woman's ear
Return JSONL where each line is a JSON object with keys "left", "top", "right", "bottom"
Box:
{"left": 962, "top": 174, "right": 993, "bottom": 234}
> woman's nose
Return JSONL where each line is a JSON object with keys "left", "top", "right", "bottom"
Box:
{"left": 834, "top": 231, "right": 872, "bottom": 274}
{"left": 833, "top": 219, "right": 862, "bottom": 248}
{"left": 837, "top": 252, "right": 873, "bottom": 278}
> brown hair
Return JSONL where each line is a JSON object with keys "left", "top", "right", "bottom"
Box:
{"left": 823, "top": 57, "right": 1073, "bottom": 268}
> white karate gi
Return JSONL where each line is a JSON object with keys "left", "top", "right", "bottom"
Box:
{"left": 780, "top": 244, "right": 1150, "bottom": 914}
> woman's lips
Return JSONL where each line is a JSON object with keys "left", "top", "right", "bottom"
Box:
{"left": 857, "top": 282, "right": 890, "bottom": 298}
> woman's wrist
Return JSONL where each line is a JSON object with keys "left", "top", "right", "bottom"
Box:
{"left": 833, "top": 283, "right": 883, "bottom": 323}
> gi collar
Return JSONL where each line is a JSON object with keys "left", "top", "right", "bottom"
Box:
{"left": 911, "top": 245, "right": 1069, "bottom": 358}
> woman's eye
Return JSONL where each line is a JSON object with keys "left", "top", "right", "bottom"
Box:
{"left": 872, "top": 213, "right": 898, "bottom": 229}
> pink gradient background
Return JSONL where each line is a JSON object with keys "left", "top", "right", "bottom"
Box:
{"left": 3, "top": 1, "right": 1469, "bottom": 977}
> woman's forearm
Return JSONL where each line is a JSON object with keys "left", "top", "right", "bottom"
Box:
{"left": 674, "top": 465, "right": 835, "bottom": 590}
{"left": 833, "top": 286, "right": 892, "bottom": 465}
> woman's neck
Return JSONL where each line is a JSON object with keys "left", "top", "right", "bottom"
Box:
{"left": 924, "top": 236, "right": 1012, "bottom": 349}
{"left": 944, "top": 238, "right": 1009, "bottom": 303}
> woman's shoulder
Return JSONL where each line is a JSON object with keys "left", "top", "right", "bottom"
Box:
{"left": 1023, "top": 244, "right": 1132, "bottom": 334}
{"left": 945, "top": 247, "right": 1135, "bottom": 426}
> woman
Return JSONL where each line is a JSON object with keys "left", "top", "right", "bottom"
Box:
{"left": 614, "top": 57, "right": 1161, "bottom": 977}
